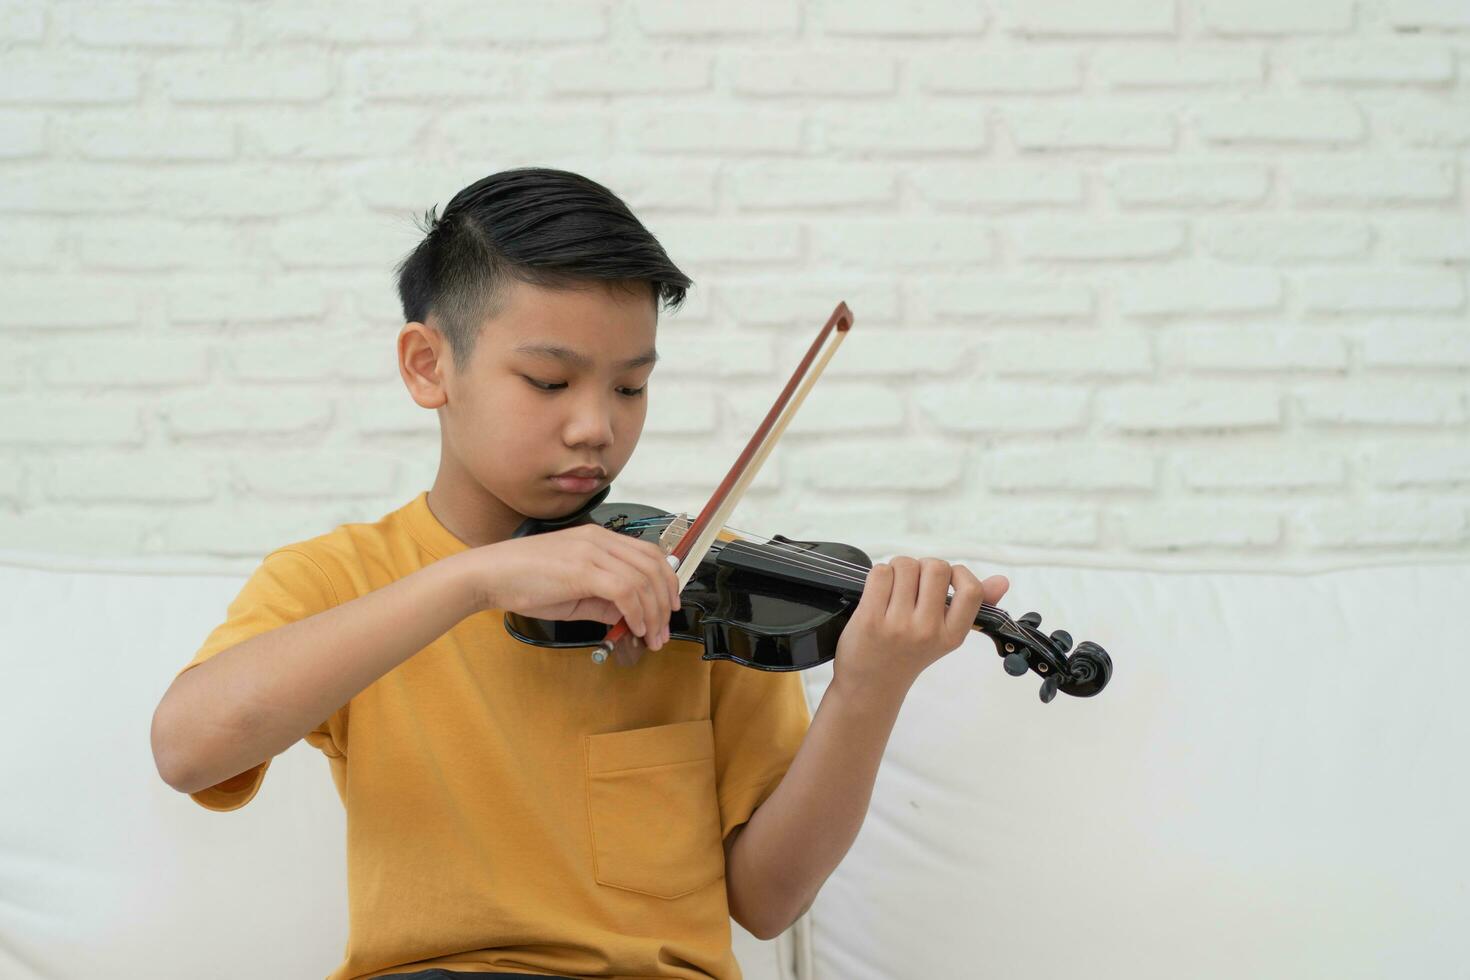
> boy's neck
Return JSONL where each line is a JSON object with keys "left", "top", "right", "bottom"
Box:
{"left": 425, "top": 453, "right": 610, "bottom": 551}
{"left": 424, "top": 470, "right": 525, "bottom": 551}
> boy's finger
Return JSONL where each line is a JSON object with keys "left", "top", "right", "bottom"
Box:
{"left": 591, "top": 554, "right": 651, "bottom": 639}
{"left": 885, "top": 557, "right": 920, "bottom": 621}
{"left": 612, "top": 535, "right": 678, "bottom": 626}
{"left": 944, "top": 564, "right": 985, "bottom": 636}
{"left": 599, "top": 540, "right": 664, "bottom": 641}
{"left": 857, "top": 562, "right": 893, "bottom": 620}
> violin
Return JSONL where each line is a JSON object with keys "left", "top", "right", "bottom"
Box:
{"left": 505, "top": 303, "right": 1114, "bottom": 705}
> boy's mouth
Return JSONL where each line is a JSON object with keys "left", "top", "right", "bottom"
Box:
{"left": 553, "top": 466, "right": 607, "bottom": 479}
{"left": 549, "top": 467, "right": 606, "bottom": 493}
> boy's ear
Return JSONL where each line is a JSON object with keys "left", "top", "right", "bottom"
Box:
{"left": 398, "top": 321, "right": 448, "bottom": 409}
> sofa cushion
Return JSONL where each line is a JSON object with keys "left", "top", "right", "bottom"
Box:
{"left": 794, "top": 557, "right": 1470, "bottom": 979}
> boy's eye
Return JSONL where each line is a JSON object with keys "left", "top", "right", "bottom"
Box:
{"left": 522, "top": 376, "right": 646, "bottom": 398}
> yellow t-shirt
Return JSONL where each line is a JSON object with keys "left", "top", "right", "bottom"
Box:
{"left": 175, "top": 491, "right": 813, "bottom": 980}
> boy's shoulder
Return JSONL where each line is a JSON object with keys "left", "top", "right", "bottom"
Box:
{"left": 261, "top": 495, "right": 423, "bottom": 597}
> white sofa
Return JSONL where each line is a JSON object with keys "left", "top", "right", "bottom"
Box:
{"left": 3, "top": 548, "right": 1467, "bottom": 979}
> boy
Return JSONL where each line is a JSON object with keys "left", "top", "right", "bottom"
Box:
{"left": 150, "top": 167, "right": 1008, "bottom": 980}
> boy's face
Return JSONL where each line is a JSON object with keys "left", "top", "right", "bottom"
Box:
{"left": 407, "top": 278, "right": 658, "bottom": 522}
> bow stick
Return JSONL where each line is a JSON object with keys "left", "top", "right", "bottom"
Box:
{"left": 596, "top": 301, "right": 855, "bottom": 666}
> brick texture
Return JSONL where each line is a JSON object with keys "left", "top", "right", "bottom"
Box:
{"left": 1, "top": 0, "right": 1465, "bottom": 563}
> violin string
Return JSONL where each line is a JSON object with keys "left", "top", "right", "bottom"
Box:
{"left": 636, "top": 515, "right": 934, "bottom": 587}
{"left": 631, "top": 515, "right": 881, "bottom": 584}
{"left": 623, "top": 515, "right": 1023, "bottom": 633}
{"left": 633, "top": 515, "right": 939, "bottom": 589}
{"left": 716, "top": 526, "right": 1024, "bottom": 633}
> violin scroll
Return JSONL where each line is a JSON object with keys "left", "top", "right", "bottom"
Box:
{"left": 988, "top": 609, "right": 1113, "bottom": 703}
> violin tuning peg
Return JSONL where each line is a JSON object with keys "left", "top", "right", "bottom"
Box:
{"left": 1003, "top": 652, "right": 1030, "bottom": 677}
{"left": 1039, "top": 675, "right": 1060, "bottom": 704}
{"left": 1019, "top": 611, "right": 1042, "bottom": 628}
{"left": 1049, "top": 629, "right": 1073, "bottom": 653}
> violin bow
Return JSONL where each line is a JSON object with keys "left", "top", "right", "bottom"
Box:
{"left": 597, "top": 301, "right": 855, "bottom": 666}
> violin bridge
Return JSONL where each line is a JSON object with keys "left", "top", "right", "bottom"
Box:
{"left": 657, "top": 513, "right": 692, "bottom": 554}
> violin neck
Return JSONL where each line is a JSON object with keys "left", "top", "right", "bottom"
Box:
{"left": 961, "top": 598, "right": 1010, "bottom": 635}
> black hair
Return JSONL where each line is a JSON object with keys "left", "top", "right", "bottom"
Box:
{"left": 394, "top": 167, "right": 693, "bottom": 371}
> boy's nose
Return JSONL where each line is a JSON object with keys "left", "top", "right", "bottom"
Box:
{"left": 564, "top": 404, "right": 615, "bottom": 448}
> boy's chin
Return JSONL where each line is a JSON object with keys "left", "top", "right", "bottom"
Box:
{"left": 516, "top": 481, "right": 611, "bottom": 522}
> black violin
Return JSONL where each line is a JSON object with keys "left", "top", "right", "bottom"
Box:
{"left": 505, "top": 490, "right": 1112, "bottom": 704}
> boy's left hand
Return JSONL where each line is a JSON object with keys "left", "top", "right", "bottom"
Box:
{"left": 832, "top": 557, "right": 1009, "bottom": 698}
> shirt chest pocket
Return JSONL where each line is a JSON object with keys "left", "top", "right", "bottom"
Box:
{"left": 584, "top": 719, "right": 725, "bottom": 900}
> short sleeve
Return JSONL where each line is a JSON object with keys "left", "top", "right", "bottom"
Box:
{"left": 173, "top": 547, "right": 342, "bottom": 812}
{"left": 710, "top": 660, "right": 813, "bottom": 842}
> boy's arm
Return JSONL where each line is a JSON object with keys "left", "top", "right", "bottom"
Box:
{"left": 722, "top": 677, "right": 907, "bottom": 941}
{"left": 151, "top": 550, "right": 485, "bottom": 795}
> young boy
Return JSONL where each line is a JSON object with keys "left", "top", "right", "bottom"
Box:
{"left": 150, "top": 167, "right": 1007, "bottom": 980}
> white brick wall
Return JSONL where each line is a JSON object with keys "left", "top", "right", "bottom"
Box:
{"left": 0, "top": 0, "right": 1466, "bottom": 568}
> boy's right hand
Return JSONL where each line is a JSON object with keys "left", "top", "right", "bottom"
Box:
{"left": 465, "top": 525, "right": 682, "bottom": 650}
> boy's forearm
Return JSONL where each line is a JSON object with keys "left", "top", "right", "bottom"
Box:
{"left": 153, "top": 550, "right": 485, "bottom": 794}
